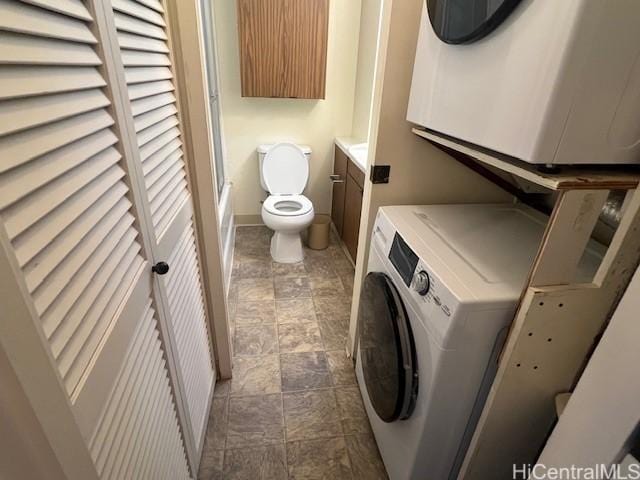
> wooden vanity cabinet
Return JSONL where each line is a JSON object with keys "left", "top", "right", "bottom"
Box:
{"left": 343, "top": 171, "right": 363, "bottom": 261}
{"left": 331, "top": 145, "right": 364, "bottom": 262}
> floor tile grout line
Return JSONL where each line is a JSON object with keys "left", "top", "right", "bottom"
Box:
{"left": 272, "top": 273, "right": 290, "bottom": 476}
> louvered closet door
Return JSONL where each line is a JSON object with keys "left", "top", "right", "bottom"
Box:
{"left": 107, "top": 0, "right": 215, "bottom": 458}
{"left": 0, "top": 1, "right": 190, "bottom": 479}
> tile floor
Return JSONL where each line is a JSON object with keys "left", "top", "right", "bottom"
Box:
{"left": 198, "top": 226, "right": 388, "bottom": 479}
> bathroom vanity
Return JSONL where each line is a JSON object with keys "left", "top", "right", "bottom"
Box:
{"left": 332, "top": 140, "right": 366, "bottom": 261}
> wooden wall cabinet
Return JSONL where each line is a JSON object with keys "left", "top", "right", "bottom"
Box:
{"left": 237, "top": 0, "right": 329, "bottom": 99}
{"left": 331, "top": 145, "right": 365, "bottom": 262}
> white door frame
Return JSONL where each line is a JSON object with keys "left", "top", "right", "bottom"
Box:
{"left": 164, "top": 0, "right": 233, "bottom": 379}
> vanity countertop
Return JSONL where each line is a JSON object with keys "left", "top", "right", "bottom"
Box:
{"left": 335, "top": 137, "right": 367, "bottom": 173}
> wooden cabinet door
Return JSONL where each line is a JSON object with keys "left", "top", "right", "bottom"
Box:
{"left": 331, "top": 146, "right": 348, "bottom": 236}
{"left": 237, "top": 0, "right": 329, "bottom": 98}
{"left": 343, "top": 173, "right": 363, "bottom": 262}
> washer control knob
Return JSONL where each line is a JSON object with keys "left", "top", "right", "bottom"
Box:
{"left": 412, "top": 270, "right": 430, "bottom": 296}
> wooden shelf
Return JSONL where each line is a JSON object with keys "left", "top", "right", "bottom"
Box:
{"left": 412, "top": 128, "right": 640, "bottom": 191}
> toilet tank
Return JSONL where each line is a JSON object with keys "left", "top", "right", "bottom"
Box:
{"left": 257, "top": 144, "right": 312, "bottom": 191}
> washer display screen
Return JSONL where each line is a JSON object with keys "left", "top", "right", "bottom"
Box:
{"left": 389, "top": 233, "right": 418, "bottom": 288}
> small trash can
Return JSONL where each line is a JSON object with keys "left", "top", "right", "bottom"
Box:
{"left": 307, "top": 214, "right": 331, "bottom": 250}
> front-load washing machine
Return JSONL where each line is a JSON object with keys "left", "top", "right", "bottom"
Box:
{"left": 356, "top": 203, "right": 603, "bottom": 480}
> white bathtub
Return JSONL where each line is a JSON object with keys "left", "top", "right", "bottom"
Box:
{"left": 218, "top": 183, "right": 234, "bottom": 295}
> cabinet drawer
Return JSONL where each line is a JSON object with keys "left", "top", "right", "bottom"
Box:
{"left": 347, "top": 159, "right": 365, "bottom": 189}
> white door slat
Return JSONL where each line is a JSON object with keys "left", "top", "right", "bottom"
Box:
{"left": 112, "top": 0, "right": 165, "bottom": 27}
{"left": 137, "top": 116, "right": 178, "bottom": 147}
{"left": 114, "top": 11, "right": 167, "bottom": 40}
{"left": 0, "top": 65, "right": 106, "bottom": 100}
{"left": 117, "top": 31, "right": 168, "bottom": 54}
{"left": 153, "top": 182, "right": 188, "bottom": 232}
{"left": 73, "top": 276, "right": 150, "bottom": 442}
{"left": 133, "top": 0, "right": 164, "bottom": 14}
{"left": 139, "top": 126, "right": 180, "bottom": 162}
{"left": 0, "top": 88, "right": 110, "bottom": 137}
{"left": 134, "top": 104, "right": 177, "bottom": 133}
{"left": 151, "top": 176, "right": 187, "bottom": 223}
{"left": 141, "top": 138, "right": 182, "bottom": 176}
{"left": 165, "top": 225, "right": 193, "bottom": 292}
{"left": 92, "top": 313, "right": 157, "bottom": 471}
{"left": 102, "top": 344, "right": 162, "bottom": 479}
{"left": 108, "top": 350, "right": 167, "bottom": 480}
{"left": 149, "top": 168, "right": 186, "bottom": 208}
{"left": 171, "top": 276, "right": 202, "bottom": 352}
{"left": 46, "top": 233, "right": 139, "bottom": 349}
{"left": 32, "top": 210, "right": 134, "bottom": 316}
{"left": 64, "top": 255, "right": 146, "bottom": 398}
{"left": 0, "top": 31, "right": 101, "bottom": 65}
{"left": 0, "top": 128, "right": 117, "bottom": 208}
{"left": 131, "top": 92, "right": 175, "bottom": 117}
{"left": 12, "top": 174, "right": 127, "bottom": 269}
{"left": 128, "top": 79, "right": 174, "bottom": 101}
{"left": 0, "top": 0, "right": 96, "bottom": 44}
{"left": 89, "top": 312, "right": 154, "bottom": 450}
{"left": 0, "top": 110, "right": 114, "bottom": 175}
{"left": 135, "top": 379, "right": 171, "bottom": 479}
{"left": 24, "top": 198, "right": 133, "bottom": 296}
{"left": 145, "top": 151, "right": 183, "bottom": 189}
{"left": 126, "top": 382, "right": 164, "bottom": 479}
{"left": 125, "top": 66, "right": 172, "bottom": 85}
{"left": 19, "top": 0, "right": 92, "bottom": 21}
{"left": 165, "top": 227, "right": 195, "bottom": 296}
{"left": 39, "top": 224, "right": 137, "bottom": 336}
{"left": 148, "top": 161, "right": 184, "bottom": 202}
{"left": 3, "top": 156, "right": 122, "bottom": 240}
{"left": 144, "top": 386, "right": 172, "bottom": 480}
{"left": 116, "top": 361, "right": 165, "bottom": 479}
{"left": 59, "top": 247, "right": 143, "bottom": 386}
{"left": 164, "top": 226, "right": 212, "bottom": 446}
{"left": 122, "top": 50, "right": 170, "bottom": 67}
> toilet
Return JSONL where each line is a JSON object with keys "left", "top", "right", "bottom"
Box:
{"left": 258, "top": 143, "right": 315, "bottom": 263}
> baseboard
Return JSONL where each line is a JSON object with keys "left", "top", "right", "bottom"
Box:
{"left": 234, "top": 214, "right": 263, "bottom": 226}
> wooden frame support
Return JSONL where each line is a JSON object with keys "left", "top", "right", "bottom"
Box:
{"left": 458, "top": 189, "right": 640, "bottom": 479}
{"left": 410, "top": 127, "right": 640, "bottom": 480}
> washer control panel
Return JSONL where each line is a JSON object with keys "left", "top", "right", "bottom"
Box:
{"left": 411, "top": 270, "right": 430, "bottom": 296}
{"left": 411, "top": 262, "right": 455, "bottom": 319}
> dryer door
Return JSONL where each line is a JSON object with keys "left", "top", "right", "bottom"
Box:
{"left": 358, "top": 272, "right": 418, "bottom": 422}
{"left": 427, "top": 0, "right": 523, "bottom": 44}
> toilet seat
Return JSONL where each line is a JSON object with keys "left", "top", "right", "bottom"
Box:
{"left": 263, "top": 194, "right": 312, "bottom": 217}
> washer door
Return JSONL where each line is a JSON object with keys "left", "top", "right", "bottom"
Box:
{"left": 427, "top": 0, "right": 523, "bottom": 45}
{"left": 358, "top": 272, "right": 418, "bottom": 422}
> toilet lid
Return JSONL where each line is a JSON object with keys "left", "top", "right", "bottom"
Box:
{"left": 262, "top": 143, "right": 309, "bottom": 194}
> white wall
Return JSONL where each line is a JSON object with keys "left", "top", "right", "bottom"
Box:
{"left": 351, "top": 0, "right": 382, "bottom": 142}
{"left": 213, "top": 0, "right": 362, "bottom": 219}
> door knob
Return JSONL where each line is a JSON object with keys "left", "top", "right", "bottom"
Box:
{"left": 152, "top": 261, "right": 170, "bottom": 275}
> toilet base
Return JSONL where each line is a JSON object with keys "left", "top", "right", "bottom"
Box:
{"left": 270, "top": 231, "right": 304, "bottom": 263}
